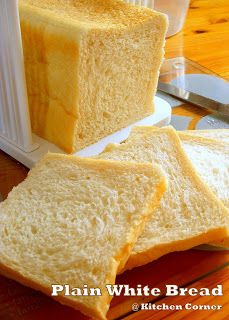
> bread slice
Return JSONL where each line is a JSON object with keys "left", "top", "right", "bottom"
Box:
{"left": 19, "top": 0, "right": 167, "bottom": 153}
{"left": 127, "top": 126, "right": 229, "bottom": 248}
{"left": 128, "top": 128, "right": 229, "bottom": 205}
{"left": 179, "top": 133, "right": 229, "bottom": 208}
{"left": 181, "top": 129, "right": 229, "bottom": 143}
{"left": 128, "top": 127, "right": 229, "bottom": 248}
{"left": 96, "top": 127, "right": 229, "bottom": 271}
{"left": 178, "top": 133, "right": 229, "bottom": 248}
{"left": 0, "top": 154, "right": 166, "bottom": 320}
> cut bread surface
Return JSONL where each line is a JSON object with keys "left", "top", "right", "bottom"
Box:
{"left": 19, "top": 0, "right": 167, "bottom": 152}
{"left": 181, "top": 129, "right": 229, "bottom": 143}
{"left": 0, "top": 154, "right": 166, "bottom": 320}
{"left": 179, "top": 133, "right": 229, "bottom": 208}
{"left": 179, "top": 133, "right": 229, "bottom": 248}
{"left": 97, "top": 126, "right": 229, "bottom": 271}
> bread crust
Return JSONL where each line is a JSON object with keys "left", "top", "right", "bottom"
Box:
{"left": 181, "top": 129, "right": 229, "bottom": 143}
{"left": 118, "top": 176, "right": 167, "bottom": 273}
{"left": 124, "top": 227, "right": 228, "bottom": 271}
{"left": 178, "top": 132, "right": 229, "bottom": 148}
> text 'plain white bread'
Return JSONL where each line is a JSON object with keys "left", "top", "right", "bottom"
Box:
{"left": 0, "top": 154, "right": 166, "bottom": 320}
{"left": 19, "top": 0, "right": 168, "bottom": 153}
{"left": 96, "top": 126, "right": 229, "bottom": 271}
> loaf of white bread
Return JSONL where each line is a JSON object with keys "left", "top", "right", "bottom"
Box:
{"left": 19, "top": 0, "right": 167, "bottom": 153}
{"left": 0, "top": 154, "right": 166, "bottom": 320}
{"left": 96, "top": 126, "right": 229, "bottom": 271}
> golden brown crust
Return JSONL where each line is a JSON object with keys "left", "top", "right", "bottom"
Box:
{"left": 118, "top": 177, "right": 167, "bottom": 273}
{"left": 178, "top": 132, "right": 229, "bottom": 149}
{"left": 182, "top": 129, "right": 229, "bottom": 137}
{"left": 210, "top": 238, "right": 229, "bottom": 247}
{"left": 124, "top": 226, "right": 228, "bottom": 272}
{"left": 35, "top": 152, "right": 164, "bottom": 177}
{"left": 19, "top": 0, "right": 166, "bottom": 31}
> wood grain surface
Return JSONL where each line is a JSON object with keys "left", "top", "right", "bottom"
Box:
{"left": 166, "top": 0, "right": 229, "bottom": 80}
{"left": 0, "top": 250, "right": 228, "bottom": 320}
{"left": 0, "top": 1, "right": 229, "bottom": 320}
{"left": 124, "top": 267, "right": 229, "bottom": 320}
{"left": 108, "top": 250, "right": 229, "bottom": 320}
{"left": 165, "top": 0, "right": 229, "bottom": 129}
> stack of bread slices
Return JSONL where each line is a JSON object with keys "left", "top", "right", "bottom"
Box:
{"left": 0, "top": 126, "right": 228, "bottom": 319}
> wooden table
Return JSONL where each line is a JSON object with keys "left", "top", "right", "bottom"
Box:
{"left": 166, "top": 0, "right": 229, "bottom": 129}
{"left": 0, "top": 0, "right": 229, "bottom": 319}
